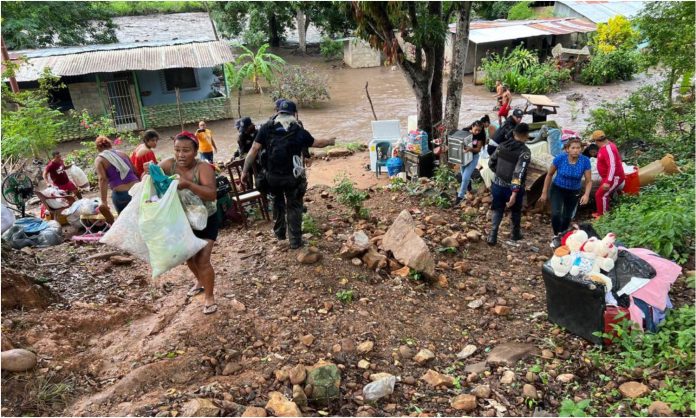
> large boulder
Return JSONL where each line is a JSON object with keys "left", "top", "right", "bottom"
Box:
{"left": 181, "top": 398, "right": 220, "bottom": 417}
{"left": 1, "top": 348, "right": 37, "bottom": 372}
{"left": 339, "top": 231, "right": 371, "bottom": 259}
{"left": 381, "top": 210, "right": 436, "bottom": 279}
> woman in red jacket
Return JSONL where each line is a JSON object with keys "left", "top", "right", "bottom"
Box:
{"left": 592, "top": 130, "right": 625, "bottom": 217}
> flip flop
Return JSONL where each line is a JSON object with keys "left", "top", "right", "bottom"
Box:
{"left": 203, "top": 304, "right": 218, "bottom": 315}
{"left": 186, "top": 287, "right": 204, "bottom": 297}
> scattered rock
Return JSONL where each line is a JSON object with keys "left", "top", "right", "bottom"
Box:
{"left": 451, "top": 394, "right": 477, "bottom": 411}
{"left": 413, "top": 349, "right": 435, "bottom": 364}
{"left": 556, "top": 374, "right": 576, "bottom": 384}
{"left": 297, "top": 247, "right": 322, "bottom": 265}
{"left": 441, "top": 236, "right": 459, "bottom": 248}
{"left": 339, "top": 231, "right": 371, "bottom": 259}
{"left": 222, "top": 362, "right": 242, "bottom": 376}
{"left": 292, "top": 384, "right": 308, "bottom": 408}
{"left": 500, "top": 370, "right": 515, "bottom": 384}
{"left": 471, "top": 384, "right": 491, "bottom": 399}
{"left": 526, "top": 371, "right": 538, "bottom": 383}
{"left": 493, "top": 305, "right": 511, "bottom": 316}
{"left": 523, "top": 384, "right": 538, "bottom": 399}
{"left": 464, "top": 361, "right": 487, "bottom": 374}
{"left": 306, "top": 362, "right": 341, "bottom": 404}
{"left": 341, "top": 338, "right": 356, "bottom": 353}
{"left": 457, "top": 345, "right": 478, "bottom": 360}
{"left": 357, "top": 341, "right": 374, "bottom": 354}
{"left": 351, "top": 258, "right": 362, "bottom": 266}
{"left": 392, "top": 265, "right": 411, "bottom": 277}
{"left": 300, "top": 334, "right": 315, "bottom": 347}
{"left": 453, "top": 261, "right": 469, "bottom": 273}
{"left": 369, "top": 372, "right": 394, "bottom": 382}
{"left": 619, "top": 381, "right": 649, "bottom": 399}
{"left": 425, "top": 214, "right": 447, "bottom": 225}
{"left": 357, "top": 359, "right": 370, "bottom": 369}
{"left": 289, "top": 364, "right": 307, "bottom": 385}
{"left": 403, "top": 376, "right": 417, "bottom": 385}
{"left": 421, "top": 369, "right": 455, "bottom": 387}
{"left": 465, "top": 230, "right": 481, "bottom": 241}
{"left": 1, "top": 334, "right": 15, "bottom": 351}
{"left": 381, "top": 210, "right": 436, "bottom": 279}
{"left": 362, "top": 247, "right": 388, "bottom": 270}
{"left": 486, "top": 342, "right": 536, "bottom": 366}
{"left": 265, "top": 392, "right": 302, "bottom": 417}
{"left": 181, "top": 398, "right": 220, "bottom": 417}
{"left": 110, "top": 255, "right": 133, "bottom": 266}
{"left": 468, "top": 298, "right": 484, "bottom": 309}
{"left": 648, "top": 401, "right": 673, "bottom": 416}
{"left": 0, "top": 349, "right": 37, "bottom": 372}
{"left": 398, "top": 345, "right": 414, "bottom": 359}
{"left": 437, "top": 274, "right": 449, "bottom": 288}
{"left": 230, "top": 299, "right": 246, "bottom": 312}
{"left": 541, "top": 349, "right": 554, "bottom": 359}
{"left": 241, "top": 406, "right": 267, "bottom": 417}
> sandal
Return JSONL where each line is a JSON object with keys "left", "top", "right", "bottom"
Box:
{"left": 186, "top": 287, "right": 204, "bottom": 297}
{"left": 203, "top": 304, "right": 218, "bottom": 315}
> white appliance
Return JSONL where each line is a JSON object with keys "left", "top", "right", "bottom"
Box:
{"left": 368, "top": 120, "right": 401, "bottom": 172}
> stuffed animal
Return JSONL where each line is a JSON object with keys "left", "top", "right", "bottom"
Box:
{"left": 550, "top": 245, "right": 573, "bottom": 277}
{"left": 564, "top": 229, "right": 588, "bottom": 252}
{"left": 583, "top": 236, "right": 615, "bottom": 272}
{"left": 569, "top": 250, "right": 597, "bottom": 276}
{"left": 600, "top": 233, "right": 618, "bottom": 261}
{"left": 588, "top": 272, "right": 617, "bottom": 305}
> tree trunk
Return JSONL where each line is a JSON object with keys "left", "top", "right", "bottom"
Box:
{"left": 429, "top": 2, "right": 444, "bottom": 137}
{"left": 666, "top": 66, "right": 677, "bottom": 105}
{"left": 237, "top": 86, "right": 242, "bottom": 118}
{"left": 444, "top": 3, "right": 472, "bottom": 133}
{"left": 400, "top": 60, "right": 434, "bottom": 135}
{"left": 269, "top": 13, "right": 280, "bottom": 47}
{"left": 297, "top": 9, "right": 307, "bottom": 54}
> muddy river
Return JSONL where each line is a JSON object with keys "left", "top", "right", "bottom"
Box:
{"left": 58, "top": 48, "right": 660, "bottom": 164}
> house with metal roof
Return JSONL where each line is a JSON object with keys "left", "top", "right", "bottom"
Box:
{"left": 553, "top": 1, "right": 648, "bottom": 23}
{"left": 6, "top": 13, "right": 235, "bottom": 139}
{"left": 445, "top": 17, "right": 597, "bottom": 79}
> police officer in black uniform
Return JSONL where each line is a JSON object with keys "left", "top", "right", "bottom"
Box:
{"left": 241, "top": 100, "right": 335, "bottom": 249}
{"left": 488, "top": 108, "right": 524, "bottom": 156}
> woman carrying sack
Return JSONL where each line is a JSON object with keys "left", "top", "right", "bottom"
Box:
{"left": 158, "top": 132, "right": 219, "bottom": 315}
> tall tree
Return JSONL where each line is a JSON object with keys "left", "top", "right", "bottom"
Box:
{"left": 636, "top": 1, "right": 696, "bottom": 104}
{"left": 1, "top": 1, "right": 117, "bottom": 50}
{"left": 444, "top": 3, "right": 472, "bottom": 133}
{"left": 212, "top": 2, "right": 295, "bottom": 47}
{"left": 350, "top": 2, "right": 449, "bottom": 135}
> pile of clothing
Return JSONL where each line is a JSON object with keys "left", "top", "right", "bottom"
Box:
{"left": 2, "top": 217, "right": 63, "bottom": 249}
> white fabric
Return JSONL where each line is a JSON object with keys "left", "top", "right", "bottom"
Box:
{"left": 67, "top": 165, "right": 89, "bottom": 188}
{"left": 1, "top": 204, "right": 16, "bottom": 234}
{"left": 99, "top": 150, "right": 131, "bottom": 180}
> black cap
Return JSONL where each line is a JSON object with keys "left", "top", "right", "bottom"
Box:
{"left": 514, "top": 123, "right": 530, "bottom": 135}
{"left": 278, "top": 100, "right": 297, "bottom": 114}
{"left": 235, "top": 117, "right": 253, "bottom": 133}
{"left": 512, "top": 108, "right": 524, "bottom": 118}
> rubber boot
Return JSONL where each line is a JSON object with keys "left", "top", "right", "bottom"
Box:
{"left": 487, "top": 209, "right": 503, "bottom": 246}
{"left": 511, "top": 211, "right": 523, "bottom": 241}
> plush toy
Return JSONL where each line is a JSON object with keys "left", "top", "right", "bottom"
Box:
{"left": 569, "top": 250, "right": 597, "bottom": 276}
{"left": 588, "top": 272, "right": 617, "bottom": 305}
{"left": 600, "top": 233, "right": 618, "bottom": 261}
{"left": 564, "top": 229, "right": 588, "bottom": 252}
{"left": 583, "top": 236, "right": 615, "bottom": 272}
{"left": 550, "top": 245, "right": 573, "bottom": 277}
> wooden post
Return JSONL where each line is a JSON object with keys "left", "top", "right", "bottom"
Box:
{"left": 365, "top": 82, "right": 378, "bottom": 121}
{"left": 95, "top": 73, "right": 108, "bottom": 115}
{"left": 1, "top": 36, "right": 19, "bottom": 93}
{"left": 175, "top": 87, "right": 184, "bottom": 131}
{"left": 131, "top": 71, "right": 147, "bottom": 129}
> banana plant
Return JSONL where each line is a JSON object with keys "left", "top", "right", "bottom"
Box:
{"left": 235, "top": 43, "right": 286, "bottom": 94}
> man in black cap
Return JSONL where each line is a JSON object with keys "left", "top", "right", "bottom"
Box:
{"left": 241, "top": 100, "right": 335, "bottom": 249}
{"left": 488, "top": 108, "right": 524, "bottom": 156}
{"left": 234, "top": 117, "right": 257, "bottom": 159}
{"left": 487, "top": 122, "right": 532, "bottom": 245}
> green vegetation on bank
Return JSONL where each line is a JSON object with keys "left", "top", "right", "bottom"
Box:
{"left": 482, "top": 45, "right": 571, "bottom": 94}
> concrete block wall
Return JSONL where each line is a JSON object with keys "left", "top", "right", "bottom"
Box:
{"left": 344, "top": 39, "right": 381, "bottom": 68}
{"left": 68, "top": 82, "right": 108, "bottom": 115}
{"left": 143, "top": 96, "right": 233, "bottom": 129}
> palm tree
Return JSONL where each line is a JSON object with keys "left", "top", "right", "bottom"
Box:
{"left": 235, "top": 43, "right": 286, "bottom": 94}
{"left": 224, "top": 62, "right": 245, "bottom": 118}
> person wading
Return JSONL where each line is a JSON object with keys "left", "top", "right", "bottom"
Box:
{"left": 241, "top": 100, "right": 334, "bottom": 249}
{"left": 487, "top": 123, "right": 532, "bottom": 246}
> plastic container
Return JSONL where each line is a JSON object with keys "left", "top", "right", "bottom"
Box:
{"left": 623, "top": 169, "right": 640, "bottom": 195}
{"left": 386, "top": 157, "right": 403, "bottom": 177}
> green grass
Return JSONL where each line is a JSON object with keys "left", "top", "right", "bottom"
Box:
{"left": 100, "top": 1, "right": 205, "bottom": 16}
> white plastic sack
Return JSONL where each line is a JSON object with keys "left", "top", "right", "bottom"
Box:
{"left": 43, "top": 187, "right": 69, "bottom": 209}
{"left": 62, "top": 198, "right": 100, "bottom": 227}
{"left": 1, "top": 204, "right": 16, "bottom": 234}
{"left": 178, "top": 189, "right": 208, "bottom": 231}
{"left": 100, "top": 181, "right": 150, "bottom": 262}
{"left": 139, "top": 177, "right": 207, "bottom": 278}
{"left": 67, "top": 165, "right": 89, "bottom": 189}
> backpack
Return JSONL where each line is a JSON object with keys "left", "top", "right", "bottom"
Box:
{"left": 265, "top": 124, "right": 302, "bottom": 176}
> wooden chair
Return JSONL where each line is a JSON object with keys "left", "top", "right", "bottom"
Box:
{"left": 225, "top": 159, "right": 270, "bottom": 227}
{"left": 34, "top": 191, "right": 76, "bottom": 225}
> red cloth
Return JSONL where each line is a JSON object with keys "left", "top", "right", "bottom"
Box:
{"left": 45, "top": 160, "right": 70, "bottom": 186}
{"left": 597, "top": 141, "right": 625, "bottom": 185}
{"left": 56, "top": 181, "right": 77, "bottom": 193}
{"left": 498, "top": 102, "right": 511, "bottom": 117}
{"left": 130, "top": 148, "right": 158, "bottom": 178}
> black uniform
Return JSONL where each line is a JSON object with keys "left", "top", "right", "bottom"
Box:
{"left": 488, "top": 115, "right": 519, "bottom": 155}
{"left": 487, "top": 139, "right": 531, "bottom": 243}
{"left": 254, "top": 120, "right": 314, "bottom": 248}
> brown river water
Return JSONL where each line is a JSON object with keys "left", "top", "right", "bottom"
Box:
{"left": 57, "top": 48, "right": 660, "bottom": 169}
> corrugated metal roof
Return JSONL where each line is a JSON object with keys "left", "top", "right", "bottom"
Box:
{"left": 554, "top": 1, "right": 647, "bottom": 23}
{"left": 11, "top": 40, "right": 234, "bottom": 82}
{"left": 451, "top": 17, "right": 597, "bottom": 44}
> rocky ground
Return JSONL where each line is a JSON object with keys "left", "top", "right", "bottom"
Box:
{"left": 1, "top": 162, "right": 692, "bottom": 417}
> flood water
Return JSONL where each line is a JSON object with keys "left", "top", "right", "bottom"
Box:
{"left": 57, "top": 47, "right": 660, "bottom": 164}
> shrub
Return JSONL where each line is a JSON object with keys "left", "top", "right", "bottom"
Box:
{"left": 591, "top": 15, "right": 639, "bottom": 53}
{"left": 271, "top": 65, "right": 330, "bottom": 106}
{"left": 482, "top": 45, "right": 571, "bottom": 94}
{"left": 333, "top": 175, "right": 369, "bottom": 219}
{"left": 320, "top": 36, "right": 343, "bottom": 60}
{"left": 594, "top": 169, "right": 695, "bottom": 263}
{"left": 579, "top": 48, "right": 641, "bottom": 85}
{"left": 507, "top": 1, "right": 534, "bottom": 20}
{"left": 242, "top": 30, "right": 266, "bottom": 50}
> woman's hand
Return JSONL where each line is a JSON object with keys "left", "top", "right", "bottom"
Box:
{"left": 539, "top": 191, "right": 548, "bottom": 204}
{"left": 177, "top": 178, "right": 191, "bottom": 190}
{"left": 601, "top": 182, "right": 610, "bottom": 191}
{"left": 579, "top": 194, "right": 590, "bottom": 205}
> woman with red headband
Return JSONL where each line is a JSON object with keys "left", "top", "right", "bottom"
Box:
{"left": 158, "top": 131, "right": 219, "bottom": 314}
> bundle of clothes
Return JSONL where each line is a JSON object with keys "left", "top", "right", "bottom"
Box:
{"left": 2, "top": 217, "right": 63, "bottom": 249}
{"left": 549, "top": 228, "right": 679, "bottom": 332}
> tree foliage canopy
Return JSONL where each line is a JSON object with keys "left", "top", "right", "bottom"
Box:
{"left": 592, "top": 15, "right": 639, "bottom": 53}
{"left": 1, "top": 1, "right": 117, "bottom": 50}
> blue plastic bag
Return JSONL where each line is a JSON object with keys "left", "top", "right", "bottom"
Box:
{"left": 148, "top": 165, "right": 174, "bottom": 198}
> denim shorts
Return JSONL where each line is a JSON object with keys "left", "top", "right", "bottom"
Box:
{"left": 112, "top": 190, "right": 132, "bottom": 214}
